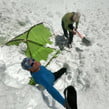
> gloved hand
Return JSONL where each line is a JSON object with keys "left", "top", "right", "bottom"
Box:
{"left": 74, "top": 27, "right": 77, "bottom": 31}
{"left": 72, "top": 29, "right": 76, "bottom": 35}
{"left": 64, "top": 101, "right": 71, "bottom": 109}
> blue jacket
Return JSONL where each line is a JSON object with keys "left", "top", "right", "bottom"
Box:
{"left": 30, "top": 66, "right": 65, "bottom": 106}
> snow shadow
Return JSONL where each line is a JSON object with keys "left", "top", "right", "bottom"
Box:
{"left": 36, "top": 86, "right": 58, "bottom": 109}
{"left": 55, "top": 35, "right": 68, "bottom": 50}
{"left": 41, "top": 91, "right": 58, "bottom": 109}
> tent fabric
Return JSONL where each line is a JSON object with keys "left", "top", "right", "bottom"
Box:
{"left": 6, "top": 23, "right": 54, "bottom": 61}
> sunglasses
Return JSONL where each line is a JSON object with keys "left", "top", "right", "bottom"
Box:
{"left": 30, "top": 59, "right": 35, "bottom": 67}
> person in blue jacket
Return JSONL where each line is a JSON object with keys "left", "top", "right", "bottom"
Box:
{"left": 21, "top": 58, "right": 70, "bottom": 108}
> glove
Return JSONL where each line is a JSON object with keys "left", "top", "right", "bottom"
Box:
{"left": 74, "top": 27, "right": 77, "bottom": 31}
{"left": 64, "top": 101, "right": 71, "bottom": 109}
{"left": 72, "top": 29, "right": 76, "bottom": 35}
{"left": 82, "top": 37, "right": 91, "bottom": 46}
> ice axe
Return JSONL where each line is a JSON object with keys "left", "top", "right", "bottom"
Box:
{"left": 76, "top": 30, "right": 91, "bottom": 46}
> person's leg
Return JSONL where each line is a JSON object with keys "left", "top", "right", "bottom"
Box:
{"left": 61, "top": 21, "right": 68, "bottom": 38}
{"left": 67, "top": 24, "right": 74, "bottom": 45}
{"left": 54, "top": 68, "right": 67, "bottom": 81}
{"left": 68, "top": 32, "right": 74, "bottom": 45}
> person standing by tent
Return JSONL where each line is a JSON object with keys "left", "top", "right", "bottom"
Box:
{"left": 62, "top": 12, "right": 90, "bottom": 48}
{"left": 21, "top": 58, "right": 71, "bottom": 109}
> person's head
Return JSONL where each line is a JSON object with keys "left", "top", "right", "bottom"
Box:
{"left": 21, "top": 58, "right": 41, "bottom": 72}
{"left": 72, "top": 12, "right": 81, "bottom": 22}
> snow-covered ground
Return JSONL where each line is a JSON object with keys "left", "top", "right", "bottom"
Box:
{"left": 0, "top": 0, "right": 109, "bottom": 109}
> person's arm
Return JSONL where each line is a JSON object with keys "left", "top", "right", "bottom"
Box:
{"left": 75, "top": 21, "right": 79, "bottom": 30}
{"left": 41, "top": 79, "right": 65, "bottom": 106}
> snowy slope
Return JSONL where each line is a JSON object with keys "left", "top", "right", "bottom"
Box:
{"left": 0, "top": 0, "right": 109, "bottom": 109}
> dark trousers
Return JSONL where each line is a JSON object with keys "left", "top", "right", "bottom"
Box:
{"left": 62, "top": 21, "right": 74, "bottom": 44}
{"left": 54, "top": 68, "right": 66, "bottom": 81}
{"left": 69, "top": 32, "right": 74, "bottom": 44}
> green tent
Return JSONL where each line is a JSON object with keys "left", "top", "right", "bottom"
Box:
{"left": 6, "top": 23, "right": 55, "bottom": 61}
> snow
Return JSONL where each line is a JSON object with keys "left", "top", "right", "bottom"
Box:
{"left": 0, "top": 0, "right": 109, "bottom": 109}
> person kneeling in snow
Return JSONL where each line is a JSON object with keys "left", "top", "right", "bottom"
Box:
{"left": 21, "top": 58, "right": 71, "bottom": 109}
